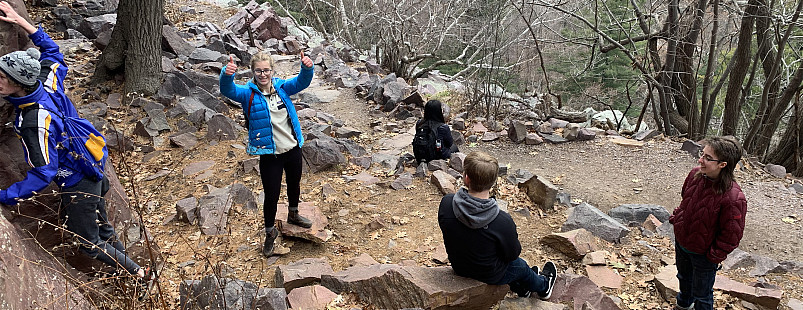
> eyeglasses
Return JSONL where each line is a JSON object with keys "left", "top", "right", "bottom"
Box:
{"left": 253, "top": 69, "right": 273, "bottom": 75}
{"left": 698, "top": 150, "right": 723, "bottom": 163}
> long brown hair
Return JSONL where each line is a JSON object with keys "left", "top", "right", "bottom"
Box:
{"left": 698, "top": 136, "right": 742, "bottom": 194}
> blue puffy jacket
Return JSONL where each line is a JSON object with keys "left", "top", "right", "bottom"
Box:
{"left": 1, "top": 27, "right": 87, "bottom": 205}
{"left": 219, "top": 64, "right": 313, "bottom": 155}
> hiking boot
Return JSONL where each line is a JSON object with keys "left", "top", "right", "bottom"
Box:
{"left": 137, "top": 267, "right": 157, "bottom": 302}
{"left": 262, "top": 227, "right": 279, "bottom": 257}
{"left": 287, "top": 210, "right": 312, "bottom": 228}
{"left": 537, "top": 261, "right": 557, "bottom": 300}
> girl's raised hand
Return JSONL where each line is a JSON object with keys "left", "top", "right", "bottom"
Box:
{"left": 300, "top": 50, "right": 312, "bottom": 68}
{"left": 225, "top": 55, "right": 238, "bottom": 76}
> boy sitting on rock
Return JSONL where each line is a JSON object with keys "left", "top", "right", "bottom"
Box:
{"left": 438, "top": 151, "right": 557, "bottom": 299}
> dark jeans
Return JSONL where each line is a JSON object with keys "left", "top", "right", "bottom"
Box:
{"left": 490, "top": 257, "right": 548, "bottom": 296}
{"left": 259, "top": 146, "right": 302, "bottom": 229}
{"left": 60, "top": 177, "right": 141, "bottom": 275}
{"left": 675, "top": 243, "right": 718, "bottom": 310}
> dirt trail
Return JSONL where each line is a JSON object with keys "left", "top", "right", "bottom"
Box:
{"left": 471, "top": 139, "right": 803, "bottom": 263}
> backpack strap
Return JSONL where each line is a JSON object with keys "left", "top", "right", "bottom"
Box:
{"left": 430, "top": 121, "right": 443, "bottom": 142}
{"left": 247, "top": 90, "right": 256, "bottom": 118}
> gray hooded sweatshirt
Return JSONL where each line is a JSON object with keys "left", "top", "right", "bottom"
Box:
{"left": 452, "top": 187, "right": 500, "bottom": 229}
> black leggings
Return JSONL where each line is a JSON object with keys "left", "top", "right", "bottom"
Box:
{"left": 259, "top": 146, "right": 303, "bottom": 229}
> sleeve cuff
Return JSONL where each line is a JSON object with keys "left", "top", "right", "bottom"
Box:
{"left": 28, "top": 26, "right": 45, "bottom": 39}
{"left": 0, "top": 190, "right": 17, "bottom": 206}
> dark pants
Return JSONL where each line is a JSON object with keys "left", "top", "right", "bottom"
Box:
{"left": 675, "top": 243, "right": 718, "bottom": 310}
{"left": 60, "top": 177, "right": 141, "bottom": 275}
{"left": 259, "top": 146, "right": 302, "bottom": 229}
{"left": 490, "top": 257, "right": 548, "bottom": 296}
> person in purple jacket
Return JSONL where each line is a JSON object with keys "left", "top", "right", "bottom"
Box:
{"left": 669, "top": 136, "right": 747, "bottom": 310}
{"left": 0, "top": 1, "right": 153, "bottom": 293}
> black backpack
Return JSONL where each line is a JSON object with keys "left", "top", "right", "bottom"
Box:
{"left": 412, "top": 120, "right": 443, "bottom": 163}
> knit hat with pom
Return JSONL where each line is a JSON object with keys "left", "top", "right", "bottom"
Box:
{"left": 0, "top": 48, "right": 41, "bottom": 87}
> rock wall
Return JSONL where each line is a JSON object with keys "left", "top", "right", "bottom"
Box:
{"left": 0, "top": 212, "right": 93, "bottom": 309}
{"left": 0, "top": 0, "right": 34, "bottom": 55}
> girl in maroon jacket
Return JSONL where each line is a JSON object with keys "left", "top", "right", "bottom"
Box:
{"left": 669, "top": 136, "right": 747, "bottom": 310}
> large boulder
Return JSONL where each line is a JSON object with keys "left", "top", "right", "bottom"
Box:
{"left": 287, "top": 285, "right": 337, "bottom": 310}
{"left": 181, "top": 275, "right": 288, "bottom": 310}
{"left": 206, "top": 114, "right": 240, "bottom": 141}
{"left": 549, "top": 273, "right": 621, "bottom": 309}
{"left": 274, "top": 258, "right": 335, "bottom": 292}
{"left": 321, "top": 264, "right": 508, "bottom": 309}
{"left": 189, "top": 48, "right": 226, "bottom": 64}
{"left": 196, "top": 184, "right": 255, "bottom": 235}
{"left": 162, "top": 25, "right": 193, "bottom": 57}
{"left": 252, "top": 7, "right": 287, "bottom": 41}
{"left": 508, "top": 120, "right": 528, "bottom": 143}
{"left": 607, "top": 204, "right": 670, "bottom": 225}
{"left": 562, "top": 203, "right": 630, "bottom": 243}
{"left": 518, "top": 175, "right": 559, "bottom": 210}
{"left": 0, "top": 213, "right": 93, "bottom": 309}
{"left": 0, "top": 0, "right": 34, "bottom": 55}
{"left": 276, "top": 202, "right": 332, "bottom": 243}
{"left": 431, "top": 170, "right": 457, "bottom": 195}
{"left": 301, "top": 138, "right": 347, "bottom": 173}
{"left": 76, "top": 13, "right": 116, "bottom": 39}
{"left": 540, "top": 229, "right": 607, "bottom": 259}
{"left": 653, "top": 265, "right": 783, "bottom": 309}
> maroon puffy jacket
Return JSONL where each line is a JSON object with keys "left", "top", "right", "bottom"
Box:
{"left": 669, "top": 167, "right": 747, "bottom": 264}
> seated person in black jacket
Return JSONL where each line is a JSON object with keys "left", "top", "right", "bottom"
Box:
{"left": 415, "top": 100, "right": 457, "bottom": 160}
{"left": 438, "top": 151, "right": 557, "bottom": 299}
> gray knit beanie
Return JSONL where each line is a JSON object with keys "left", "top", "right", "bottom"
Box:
{"left": 0, "top": 48, "right": 41, "bottom": 87}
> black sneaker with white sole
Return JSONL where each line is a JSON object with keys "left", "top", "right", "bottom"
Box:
{"left": 538, "top": 261, "right": 557, "bottom": 300}
{"left": 517, "top": 265, "right": 543, "bottom": 298}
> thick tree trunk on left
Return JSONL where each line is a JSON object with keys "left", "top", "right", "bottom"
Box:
{"left": 93, "top": 0, "right": 164, "bottom": 95}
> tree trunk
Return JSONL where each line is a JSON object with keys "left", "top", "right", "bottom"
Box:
{"left": 93, "top": 0, "right": 164, "bottom": 96}
{"left": 722, "top": 0, "right": 759, "bottom": 136}
{"left": 676, "top": 0, "right": 708, "bottom": 138}
{"left": 765, "top": 92, "right": 802, "bottom": 175}
{"left": 743, "top": 0, "right": 781, "bottom": 154}
{"left": 658, "top": 0, "right": 680, "bottom": 135}
{"left": 744, "top": 0, "right": 803, "bottom": 157}
{"left": 698, "top": 0, "right": 720, "bottom": 139}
